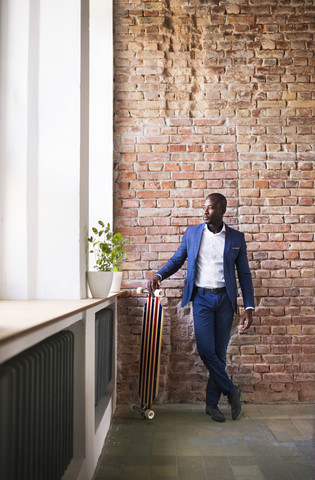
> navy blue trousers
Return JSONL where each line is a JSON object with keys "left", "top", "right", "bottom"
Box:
{"left": 192, "top": 288, "right": 236, "bottom": 406}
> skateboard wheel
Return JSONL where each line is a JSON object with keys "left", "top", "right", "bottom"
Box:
{"left": 137, "top": 287, "right": 145, "bottom": 294}
{"left": 154, "top": 289, "right": 163, "bottom": 298}
{"left": 144, "top": 409, "right": 155, "bottom": 420}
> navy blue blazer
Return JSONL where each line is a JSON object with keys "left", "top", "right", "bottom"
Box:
{"left": 157, "top": 223, "right": 254, "bottom": 313}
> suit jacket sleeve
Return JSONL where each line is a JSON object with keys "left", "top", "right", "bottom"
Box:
{"left": 235, "top": 234, "right": 255, "bottom": 310}
{"left": 156, "top": 229, "right": 189, "bottom": 280}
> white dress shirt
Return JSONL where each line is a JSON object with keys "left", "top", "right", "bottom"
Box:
{"left": 194, "top": 223, "right": 226, "bottom": 289}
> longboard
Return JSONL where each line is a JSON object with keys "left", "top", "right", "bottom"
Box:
{"left": 132, "top": 287, "right": 164, "bottom": 419}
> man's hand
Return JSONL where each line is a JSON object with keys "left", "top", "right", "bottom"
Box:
{"left": 239, "top": 309, "right": 253, "bottom": 332}
{"left": 147, "top": 274, "right": 161, "bottom": 295}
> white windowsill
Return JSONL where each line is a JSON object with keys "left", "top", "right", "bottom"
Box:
{"left": 0, "top": 293, "right": 122, "bottom": 346}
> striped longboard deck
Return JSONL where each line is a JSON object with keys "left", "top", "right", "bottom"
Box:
{"left": 139, "top": 295, "right": 164, "bottom": 409}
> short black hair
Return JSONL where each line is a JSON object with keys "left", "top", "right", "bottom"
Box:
{"left": 207, "top": 193, "right": 227, "bottom": 211}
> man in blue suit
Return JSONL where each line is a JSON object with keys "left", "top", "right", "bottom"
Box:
{"left": 147, "top": 193, "right": 254, "bottom": 422}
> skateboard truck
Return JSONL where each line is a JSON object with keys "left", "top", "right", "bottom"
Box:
{"left": 136, "top": 287, "right": 163, "bottom": 298}
{"left": 131, "top": 404, "right": 155, "bottom": 420}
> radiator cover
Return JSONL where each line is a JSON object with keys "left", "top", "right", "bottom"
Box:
{"left": 95, "top": 307, "right": 114, "bottom": 407}
{"left": 0, "top": 330, "right": 74, "bottom": 480}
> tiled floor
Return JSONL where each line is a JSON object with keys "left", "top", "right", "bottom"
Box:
{"left": 93, "top": 403, "right": 315, "bottom": 480}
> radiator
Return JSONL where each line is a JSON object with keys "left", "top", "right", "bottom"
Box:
{"left": 95, "top": 307, "right": 114, "bottom": 407}
{"left": 0, "top": 331, "right": 74, "bottom": 480}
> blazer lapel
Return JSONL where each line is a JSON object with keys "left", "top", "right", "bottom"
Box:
{"left": 224, "top": 224, "right": 232, "bottom": 260}
{"left": 192, "top": 223, "right": 205, "bottom": 261}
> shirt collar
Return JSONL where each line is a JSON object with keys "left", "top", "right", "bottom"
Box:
{"left": 203, "top": 222, "right": 226, "bottom": 235}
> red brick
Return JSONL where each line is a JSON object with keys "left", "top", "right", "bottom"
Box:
{"left": 114, "top": 1, "right": 315, "bottom": 405}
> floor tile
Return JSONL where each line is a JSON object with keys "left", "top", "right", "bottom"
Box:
{"left": 231, "top": 465, "right": 265, "bottom": 480}
{"left": 293, "top": 419, "right": 313, "bottom": 439}
{"left": 178, "top": 466, "right": 206, "bottom": 480}
{"left": 265, "top": 419, "right": 308, "bottom": 442}
{"left": 93, "top": 465, "right": 124, "bottom": 480}
{"left": 248, "top": 442, "right": 278, "bottom": 456}
{"left": 151, "top": 465, "right": 177, "bottom": 480}
{"left": 204, "top": 464, "right": 235, "bottom": 480}
{"left": 124, "top": 455, "right": 151, "bottom": 466}
{"left": 176, "top": 444, "right": 204, "bottom": 456}
{"left": 255, "top": 456, "right": 293, "bottom": 480}
{"left": 126, "top": 441, "right": 153, "bottom": 456}
{"left": 97, "top": 455, "right": 124, "bottom": 468}
{"left": 123, "top": 465, "right": 150, "bottom": 480}
{"left": 152, "top": 439, "right": 176, "bottom": 456}
{"left": 92, "top": 403, "right": 315, "bottom": 480}
{"left": 228, "top": 455, "right": 258, "bottom": 466}
{"left": 272, "top": 443, "right": 301, "bottom": 457}
{"left": 102, "top": 442, "right": 129, "bottom": 456}
{"left": 285, "top": 462, "right": 315, "bottom": 480}
{"left": 175, "top": 433, "right": 199, "bottom": 445}
{"left": 224, "top": 439, "right": 253, "bottom": 456}
{"left": 296, "top": 441, "right": 314, "bottom": 460}
{"left": 151, "top": 455, "right": 177, "bottom": 466}
{"left": 197, "top": 443, "right": 227, "bottom": 457}
{"left": 203, "top": 455, "right": 230, "bottom": 466}
{"left": 177, "top": 455, "right": 203, "bottom": 466}
{"left": 197, "top": 428, "right": 225, "bottom": 441}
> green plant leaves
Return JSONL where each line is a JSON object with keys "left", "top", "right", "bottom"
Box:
{"left": 88, "top": 222, "right": 127, "bottom": 272}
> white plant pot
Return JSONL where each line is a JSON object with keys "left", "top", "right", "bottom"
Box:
{"left": 87, "top": 271, "right": 113, "bottom": 298}
{"left": 110, "top": 271, "right": 123, "bottom": 293}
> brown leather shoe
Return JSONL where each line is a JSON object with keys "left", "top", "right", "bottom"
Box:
{"left": 205, "top": 405, "right": 226, "bottom": 423}
{"left": 228, "top": 387, "right": 241, "bottom": 420}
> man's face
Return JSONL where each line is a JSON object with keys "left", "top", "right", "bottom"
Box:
{"left": 202, "top": 196, "right": 225, "bottom": 226}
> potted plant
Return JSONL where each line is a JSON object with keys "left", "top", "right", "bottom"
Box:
{"left": 87, "top": 221, "right": 127, "bottom": 297}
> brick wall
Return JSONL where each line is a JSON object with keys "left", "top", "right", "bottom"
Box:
{"left": 113, "top": 0, "right": 315, "bottom": 404}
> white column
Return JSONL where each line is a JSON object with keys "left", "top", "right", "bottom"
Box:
{"left": 35, "top": 0, "right": 89, "bottom": 299}
{"left": 0, "top": 0, "right": 89, "bottom": 299}
{"left": 89, "top": 0, "right": 113, "bottom": 259}
{"left": 0, "top": 0, "right": 30, "bottom": 299}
